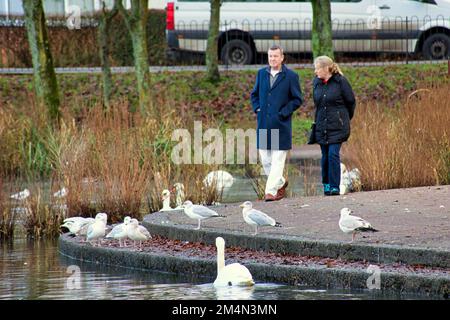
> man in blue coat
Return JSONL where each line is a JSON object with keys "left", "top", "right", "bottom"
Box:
{"left": 251, "top": 45, "right": 303, "bottom": 201}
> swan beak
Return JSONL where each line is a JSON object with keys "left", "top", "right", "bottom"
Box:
{"left": 239, "top": 204, "right": 244, "bottom": 208}
{"left": 244, "top": 280, "right": 255, "bottom": 286}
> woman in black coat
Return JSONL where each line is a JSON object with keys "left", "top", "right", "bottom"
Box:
{"left": 312, "top": 56, "right": 356, "bottom": 195}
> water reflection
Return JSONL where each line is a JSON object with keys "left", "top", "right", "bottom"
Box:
{"left": 0, "top": 237, "right": 441, "bottom": 300}
{"left": 213, "top": 285, "right": 256, "bottom": 300}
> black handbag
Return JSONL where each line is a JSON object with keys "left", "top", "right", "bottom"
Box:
{"left": 307, "top": 122, "right": 316, "bottom": 145}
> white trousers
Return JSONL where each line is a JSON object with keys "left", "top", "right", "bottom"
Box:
{"left": 258, "top": 149, "right": 287, "bottom": 196}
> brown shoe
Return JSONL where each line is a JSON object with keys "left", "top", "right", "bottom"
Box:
{"left": 265, "top": 193, "right": 284, "bottom": 202}
{"left": 276, "top": 180, "right": 289, "bottom": 198}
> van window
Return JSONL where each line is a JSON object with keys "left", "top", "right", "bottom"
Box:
{"left": 0, "top": 1, "right": 7, "bottom": 15}
{"left": 67, "top": 0, "right": 96, "bottom": 15}
{"left": 7, "top": 0, "right": 24, "bottom": 15}
{"left": 44, "top": 0, "right": 65, "bottom": 17}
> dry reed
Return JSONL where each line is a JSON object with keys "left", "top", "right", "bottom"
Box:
{"left": 344, "top": 84, "right": 450, "bottom": 190}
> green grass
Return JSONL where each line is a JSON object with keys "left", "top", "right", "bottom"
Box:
{"left": 0, "top": 62, "right": 448, "bottom": 138}
{"left": 292, "top": 117, "right": 314, "bottom": 146}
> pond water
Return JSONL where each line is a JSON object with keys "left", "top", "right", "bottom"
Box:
{"left": 0, "top": 237, "right": 440, "bottom": 300}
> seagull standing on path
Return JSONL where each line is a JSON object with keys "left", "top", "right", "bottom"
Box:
{"left": 86, "top": 212, "right": 108, "bottom": 246}
{"left": 182, "top": 200, "right": 225, "bottom": 230}
{"left": 106, "top": 216, "right": 132, "bottom": 247}
{"left": 240, "top": 201, "right": 282, "bottom": 235}
{"left": 127, "top": 218, "right": 152, "bottom": 250}
{"left": 339, "top": 208, "right": 378, "bottom": 242}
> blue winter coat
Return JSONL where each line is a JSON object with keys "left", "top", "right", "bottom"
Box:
{"left": 312, "top": 74, "right": 356, "bottom": 145}
{"left": 250, "top": 64, "right": 303, "bottom": 150}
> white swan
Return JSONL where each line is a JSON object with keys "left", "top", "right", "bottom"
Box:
{"left": 160, "top": 189, "right": 174, "bottom": 211}
{"left": 240, "top": 201, "right": 282, "bottom": 235}
{"left": 339, "top": 208, "right": 378, "bottom": 242}
{"left": 203, "top": 170, "right": 234, "bottom": 191}
{"left": 127, "top": 218, "right": 152, "bottom": 250}
{"left": 106, "top": 216, "right": 131, "bottom": 247}
{"left": 182, "top": 200, "right": 224, "bottom": 230}
{"left": 172, "top": 182, "right": 185, "bottom": 208}
{"left": 86, "top": 212, "right": 108, "bottom": 246}
{"left": 10, "top": 188, "right": 30, "bottom": 201}
{"left": 349, "top": 168, "right": 362, "bottom": 191}
{"left": 340, "top": 163, "right": 352, "bottom": 195}
{"left": 213, "top": 237, "right": 254, "bottom": 287}
{"left": 53, "top": 187, "right": 68, "bottom": 198}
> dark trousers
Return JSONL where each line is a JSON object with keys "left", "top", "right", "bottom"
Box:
{"left": 320, "top": 143, "right": 341, "bottom": 189}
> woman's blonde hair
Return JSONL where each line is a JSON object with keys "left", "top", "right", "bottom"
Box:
{"left": 314, "top": 55, "right": 343, "bottom": 75}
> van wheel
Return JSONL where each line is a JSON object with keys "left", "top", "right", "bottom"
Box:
{"left": 422, "top": 33, "right": 450, "bottom": 60}
{"left": 221, "top": 39, "right": 253, "bottom": 65}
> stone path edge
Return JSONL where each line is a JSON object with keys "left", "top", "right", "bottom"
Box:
{"left": 58, "top": 235, "right": 449, "bottom": 297}
{"left": 142, "top": 213, "right": 450, "bottom": 269}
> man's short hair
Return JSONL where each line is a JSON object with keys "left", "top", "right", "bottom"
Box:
{"left": 268, "top": 45, "right": 284, "bottom": 55}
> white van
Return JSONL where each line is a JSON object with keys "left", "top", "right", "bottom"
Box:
{"left": 165, "top": 0, "right": 450, "bottom": 64}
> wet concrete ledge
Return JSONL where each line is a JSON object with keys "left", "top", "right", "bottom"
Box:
{"left": 142, "top": 211, "right": 450, "bottom": 269}
{"left": 58, "top": 234, "right": 449, "bottom": 298}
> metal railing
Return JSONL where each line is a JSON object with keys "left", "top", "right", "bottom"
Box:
{"left": 1, "top": 15, "right": 449, "bottom": 69}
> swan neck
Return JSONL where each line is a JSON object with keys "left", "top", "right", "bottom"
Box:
{"left": 163, "top": 197, "right": 170, "bottom": 208}
{"left": 217, "top": 245, "right": 225, "bottom": 274}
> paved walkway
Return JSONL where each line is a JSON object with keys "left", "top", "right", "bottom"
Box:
{"left": 147, "top": 185, "right": 450, "bottom": 251}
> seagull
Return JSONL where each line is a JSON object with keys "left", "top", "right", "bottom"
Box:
{"left": 240, "top": 201, "right": 282, "bottom": 235}
{"left": 86, "top": 212, "right": 108, "bottom": 246}
{"left": 53, "top": 187, "right": 68, "bottom": 198}
{"left": 10, "top": 188, "right": 30, "bottom": 201}
{"left": 160, "top": 189, "right": 174, "bottom": 211}
{"left": 214, "top": 237, "right": 254, "bottom": 287}
{"left": 61, "top": 216, "right": 95, "bottom": 236}
{"left": 182, "top": 200, "right": 225, "bottom": 230}
{"left": 172, "top": 182, "right": 185, "bottom": 208}
{"left": 106, "top": 216, "right": 131, "bottom": 247}
{"left": 339, "top": 208, "right": 378, "bottom": 242}
{"left": 203, "top": 170, "right": 234, "bottom": 191}
{"left": 127, "top": 218, "right": 152, "bottom": 250}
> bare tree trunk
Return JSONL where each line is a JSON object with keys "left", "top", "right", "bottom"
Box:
{"left": 98, "top": 1, "right": 119, "bottom": 110}
{"left": 311, "top": 0, "right": 334, "bottom": 60}
{"left": 23, "top": 0, "right": 60, "bottom": 124}
{"left": 206, "top": 0, "right": 221, "bottom": 83}
{"left": 118, "top": 0, "right": 151, "bottom": 114}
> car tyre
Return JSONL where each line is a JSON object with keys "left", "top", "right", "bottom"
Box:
{"left": 220, "top": 39, "right": 253, "bottom": 65}
{"left": 422, "top": 33, "right": 450, "bottom": 60}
